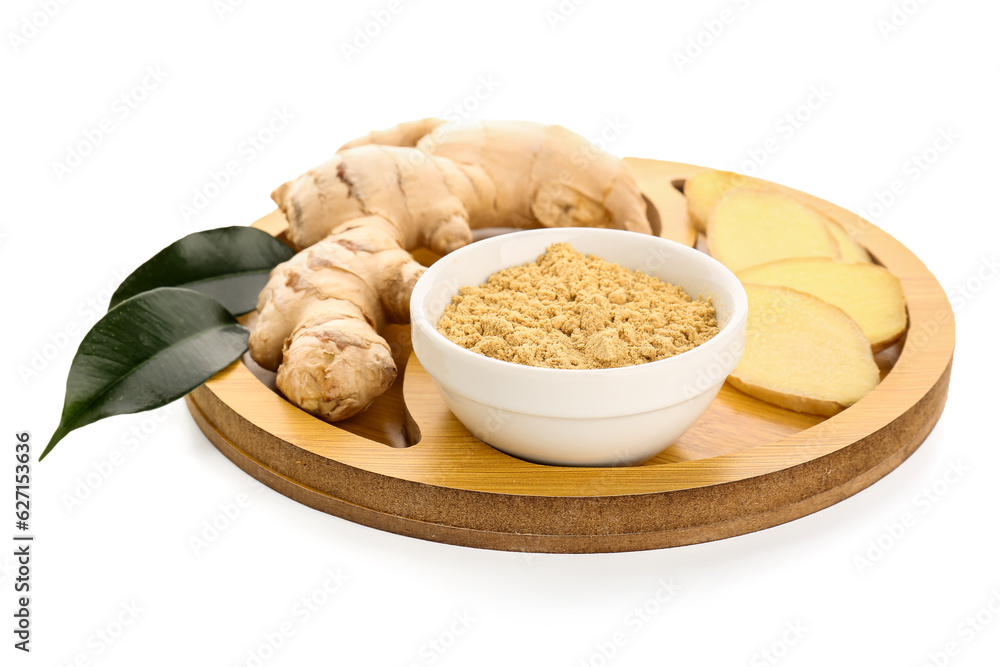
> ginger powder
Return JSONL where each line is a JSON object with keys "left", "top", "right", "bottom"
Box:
{"left": 436, "top": 243, "right": 719, "bottom": 369}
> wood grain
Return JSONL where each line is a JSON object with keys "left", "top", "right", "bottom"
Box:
{"left": 186, "top": 160, "right": 954, "bottom": 553}
{"left": 623, "top": 157, "right": 697, "bottom": 246}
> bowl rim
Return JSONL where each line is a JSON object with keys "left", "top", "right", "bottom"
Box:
{"left": 409, "top": 227, "right": 749, "bottom": 379}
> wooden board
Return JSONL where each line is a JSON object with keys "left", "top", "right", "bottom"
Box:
{"left": 186, "top": 160, "right": 954, "bottom": 553}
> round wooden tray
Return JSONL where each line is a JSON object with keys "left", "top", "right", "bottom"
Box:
{"left": 186, "top": 159, "right": 954, "bottom": 553}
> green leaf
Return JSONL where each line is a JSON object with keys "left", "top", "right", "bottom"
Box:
{"left": 109, "top": 226, "right": 294, "bottom": 315}
{"left": 41, "top": 287, "right": 249, "bottom": 460}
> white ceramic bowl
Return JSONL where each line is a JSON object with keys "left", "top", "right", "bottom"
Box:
{"left": 409, "top": 228, "right": 748, "bottom": 466}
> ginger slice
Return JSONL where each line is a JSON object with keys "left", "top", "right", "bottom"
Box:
{"left": 729, "top": 284, "right": 879, "bottom": 416}
{"left": 687, "top": 169, "right": 870, "bottom": 262}
{"left": 738, "top": 258, "right": 907, "bottom": 352}
{"left": 707, "top": 189, "right": 840, "bottom": 273}
{"left": 685, "top": 170, "right": 767, "bottom": 232}
{"left": 823, "top": 218, "right": 871, "bottom": 263}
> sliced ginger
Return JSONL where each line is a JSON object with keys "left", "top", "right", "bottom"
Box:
{"left": 685, "top": 170, "right": 766, "bottom": 232}
{"left": 738, "top": 258, "right": 907, "bottom": 352}
{"left": 824, "top": 218, "right": 871, "bottom": 263}
{"left": 690, "top": 170, "right": 890, "bottom": 416}
{"left": 707, "top": 189, "right": 841, "bottom": 273}
{"left": 687, "top": 169, "right": 870, "bottom": 262}
{"left": 729, "top": 284, "right": 880, "bottom": 416}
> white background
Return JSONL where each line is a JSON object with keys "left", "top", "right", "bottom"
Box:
{"left": 2, "top": 0, "right": 998, "bottom": 665}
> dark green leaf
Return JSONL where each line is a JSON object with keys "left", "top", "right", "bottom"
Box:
{"left": 41, "top": 287, "right": 249, "bottom": 460}
{"left": 109, "top": 226, "right": 294, "bottom": 315}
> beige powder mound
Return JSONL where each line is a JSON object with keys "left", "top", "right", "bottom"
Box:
{"left": 436, "top": 243, "right": 719, "bottom": 369}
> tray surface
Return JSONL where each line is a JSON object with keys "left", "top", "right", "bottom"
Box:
{"left": 186, "top": 159, "right": 954, "bottom": 553}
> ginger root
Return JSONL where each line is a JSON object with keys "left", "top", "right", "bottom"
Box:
{"left": 251, "top": 119, "right": 652, "bottom": 422}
